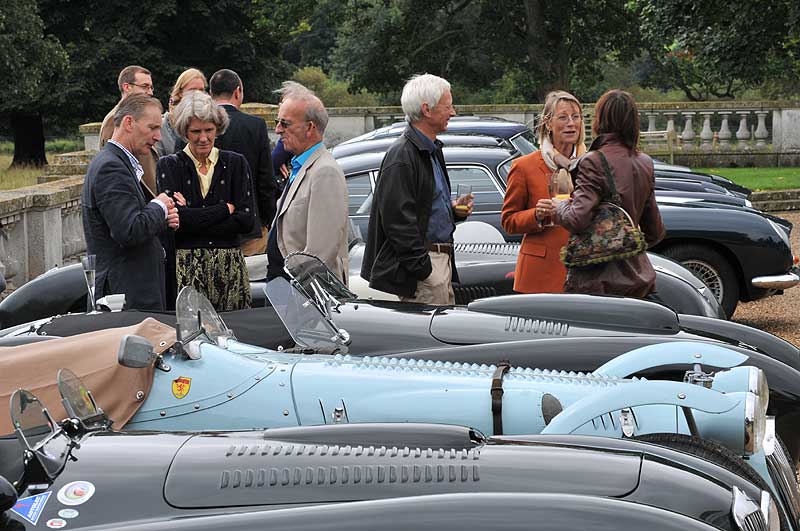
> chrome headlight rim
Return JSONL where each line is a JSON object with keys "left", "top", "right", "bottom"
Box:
{"left": 748, "top": 368, "right": 769, "bottom": 415}
{"left": 745, "top": 393, "right": 766, "bottom": 455}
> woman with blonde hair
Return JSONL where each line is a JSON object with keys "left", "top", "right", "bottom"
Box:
{"left": 500, "top": 90, "right": 586, "bottom": 293}
{"left": 155, "top": 68, "right": 207, "bottom": 157}
{"left": 555, "top": 89, "right": 665, "bottom": 297}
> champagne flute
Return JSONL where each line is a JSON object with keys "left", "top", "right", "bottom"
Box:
{"left": 81, "top": 254, "right": 96, "bottom": 313}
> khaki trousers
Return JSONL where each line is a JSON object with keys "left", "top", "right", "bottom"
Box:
{"left": 400, "top": 251, "right": 455, "bottom": 305}
{"left": 240, "top": 226, "right": 268, "bottom": 256}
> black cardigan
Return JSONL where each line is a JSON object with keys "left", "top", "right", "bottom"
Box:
{"left": 157, "top": 150, "right": 255, "bottom": 249}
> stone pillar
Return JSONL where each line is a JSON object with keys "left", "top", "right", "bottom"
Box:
{"left": 646, "top": 112, "right": 658, "bottom": 132}
{"left": 699, "top": 111, "right": 714, "bottom": 149}
{"left": 736, "top": 112, "right": 751, "bottom": 143}
{"left": 717, "top": 111, "right": 732, "bottom": 146}
{"left": 664, "top": 112, "right": 677, "bottom": 135}
{"left": 755, "top": 111, "right": 770, "bottom": 147}
{"left": 0, "top": 214, "right": 26, "bottom": 288}
{"left": 681, "top": 112, "right": 696, "bottom": 143}
{"left": 26, "top": 207, "right": 64, "bottom": 278}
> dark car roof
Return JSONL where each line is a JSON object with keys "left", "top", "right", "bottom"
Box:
{"left": 338, "top": 116, "right": 530, "bottom": 145}
{"left": 334, "top": 145, "right": 517, "bottom": 175}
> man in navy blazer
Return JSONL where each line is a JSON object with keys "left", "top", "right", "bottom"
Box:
{"left": 210, "top": 69, "right": 276, "bottom": 256}
{"left": 82, "top": 94, "right": 179, "bottom": 311}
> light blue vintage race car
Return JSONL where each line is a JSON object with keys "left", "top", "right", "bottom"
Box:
{"left": 78, "top": 283, "right": 798, "bottom": 525}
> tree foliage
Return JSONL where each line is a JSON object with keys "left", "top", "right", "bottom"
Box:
{"left": 0, "top": 0, "right": 68, "bottom": 164}
{"left": 636, "top": 0, "right": 800, "bottom": 100}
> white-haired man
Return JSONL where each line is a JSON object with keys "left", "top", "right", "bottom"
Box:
{"left": 360, "top": 74, "right": 473, "bottom": 305}
{"left": 267, "top": 81, "right": 349, "bottom": 283}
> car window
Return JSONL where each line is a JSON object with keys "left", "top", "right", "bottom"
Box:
{"left": 447, "top": 166, "right": 504, "bottom": 213}
{"left": 346, "top": 172, "right": 373, "bottom": 216}
{"left": 510, "top": 130, "right": 538, "bottom": 154}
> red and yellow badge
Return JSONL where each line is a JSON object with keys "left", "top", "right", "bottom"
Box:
{"left": 171, "top": 376, "right": 192, "bottom": 399}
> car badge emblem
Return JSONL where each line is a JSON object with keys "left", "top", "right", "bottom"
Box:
{"left": 172, "top": 376, "right": 192, "bottom": 399}
{"left": 10, "top": 491, "right": 51, "bottom": 525}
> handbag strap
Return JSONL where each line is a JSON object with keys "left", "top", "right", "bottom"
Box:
{"left": 595, "top": 151, "right": 623, "bottom": 205}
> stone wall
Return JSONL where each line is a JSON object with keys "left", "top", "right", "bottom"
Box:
{"left": 0, "top": 176, "right": 85, "bottom": 292}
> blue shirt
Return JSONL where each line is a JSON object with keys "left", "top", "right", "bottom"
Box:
{"left": 410, "top": 127, "right": 453, "bottom": 244}
{"left": 289, "top": 142, "right": 324, "bottom": 183}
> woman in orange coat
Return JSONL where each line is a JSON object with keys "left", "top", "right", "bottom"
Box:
{"left": 501, "top": 90, "right": 586, "bottom": 293}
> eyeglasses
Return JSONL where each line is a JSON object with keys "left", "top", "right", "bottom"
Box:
{"left": 275, "top": 118, "right": 313, "bottom": 129}
{"left": 128, "top": 82, "right": 154, "bottom": 91}
{"left": 555, "top": 113, "right": 582, "bottom": 124}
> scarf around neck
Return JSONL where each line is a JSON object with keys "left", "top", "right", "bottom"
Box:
{"left": 540, "top": 136, "right": 587, "bottom": 172}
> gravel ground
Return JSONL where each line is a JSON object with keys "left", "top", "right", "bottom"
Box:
{"left": 731, "top": 211, "right": 800, "bottom": 347}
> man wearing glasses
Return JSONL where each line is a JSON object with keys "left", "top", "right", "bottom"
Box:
{"left": 98, "top": 66, "right": 158, "bottom": 195}
{"left": 266, "top": 81, "right": 349, "bottom": 284}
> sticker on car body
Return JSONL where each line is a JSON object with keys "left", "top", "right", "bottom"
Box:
{"left": 10, "top": 491, "right": 51, "bottom": 525}
{"left": 57, "top": 481, "right": 95, "bottom": 506}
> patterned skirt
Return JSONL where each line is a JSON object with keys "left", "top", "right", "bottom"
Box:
{"left": 176, "top": 247, "right": 251, "bottom": 311}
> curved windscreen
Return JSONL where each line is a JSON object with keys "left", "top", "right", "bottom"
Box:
{"left": 284, "top": 252, "right": 357, "bottom": 302}
{"left": 265, "top": 277, "right": 348, "bottom": 352}
{"left": 175, "top": 286, "right": 233, "bottom": 343}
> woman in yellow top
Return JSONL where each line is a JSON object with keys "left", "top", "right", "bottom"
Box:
{"left": 500, "top": 91, "right": 586, "bottom": 293}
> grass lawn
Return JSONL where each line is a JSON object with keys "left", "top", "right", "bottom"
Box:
{"left": 0, "top": 154, "right": 45, "bottom": 190}
{"left": 694, "top": 167, "right": 800, "bottom": 191}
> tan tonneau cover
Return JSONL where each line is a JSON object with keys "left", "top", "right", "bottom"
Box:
{"left": 0, "top": 318, "right": 176, "bottom": 434}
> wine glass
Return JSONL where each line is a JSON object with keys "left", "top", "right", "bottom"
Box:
{"left": 81, "top": 254, "right": 96, "bottom": 313}
{"left": 455, "top": 183, "right": 472, "bottom": 216}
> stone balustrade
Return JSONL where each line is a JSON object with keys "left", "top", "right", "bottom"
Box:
{"left": 0, "top": 176, "right": 85, "bottom": 292}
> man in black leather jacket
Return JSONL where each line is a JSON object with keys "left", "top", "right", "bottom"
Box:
{"left": 360, "top": 74, "right": 473, "bottom": 304}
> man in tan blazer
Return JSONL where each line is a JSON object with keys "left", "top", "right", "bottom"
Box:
{"left": 99, "top": 66, "right": 159, "bottom": 196}
{"left": 266, "top": 82, "right": 349, "bottom": 284}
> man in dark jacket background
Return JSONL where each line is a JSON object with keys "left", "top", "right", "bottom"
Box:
{"left": 210, "top": 69, "right": 276, "bottom": 256}
{"left": 360, "top": 74, "right": 473, "bottom": 304}
{"left": 82, "top": 94, "right": 179, "bottom": 311}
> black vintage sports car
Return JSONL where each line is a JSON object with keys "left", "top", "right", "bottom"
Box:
{"left": 0, "top": 376, "right": 787, "bottom": 531}
{"left": 337, "top": 145, "right": 798, "bottom": 317}
{"left": 335, "top": 115, "right": 753, "bottom": 198}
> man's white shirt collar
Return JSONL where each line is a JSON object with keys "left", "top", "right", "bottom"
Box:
{"left": 108, "top": 140, "right": 145, "bottom": 181}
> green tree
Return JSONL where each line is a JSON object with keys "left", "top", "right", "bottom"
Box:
{"left": 636, "top": 0, "right": 800, "bottom": 100}
{"left": 330, "top": 0, "right": 641, "bottom": 102}
{"left": 0, "top": 0, "right": 68, "bottom": 166}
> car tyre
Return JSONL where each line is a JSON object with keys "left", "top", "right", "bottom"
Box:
{"left": 661, "top": 244, "right": 739, "bottom": 318}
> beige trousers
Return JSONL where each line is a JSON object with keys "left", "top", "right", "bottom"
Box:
{"left": 400, "top": 251, "right": 455, "bottom": 305}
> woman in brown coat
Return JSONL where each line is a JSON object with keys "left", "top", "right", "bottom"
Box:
{"left": 501, "top": 91, "right": 586, "bottom": 293}
{"left": 555, "top": 89, "right": 666, "bottom": 297}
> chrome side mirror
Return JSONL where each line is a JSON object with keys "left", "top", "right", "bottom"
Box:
{"left": 117, "top": 335, "right": 157, "bottom": 369}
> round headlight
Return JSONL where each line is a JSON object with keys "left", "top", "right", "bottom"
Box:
{"left": 745, "top": 392, "right": 766, "bottom": 455}
{"left": 748, "top": 368, "right": 769, "bottom": 415}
